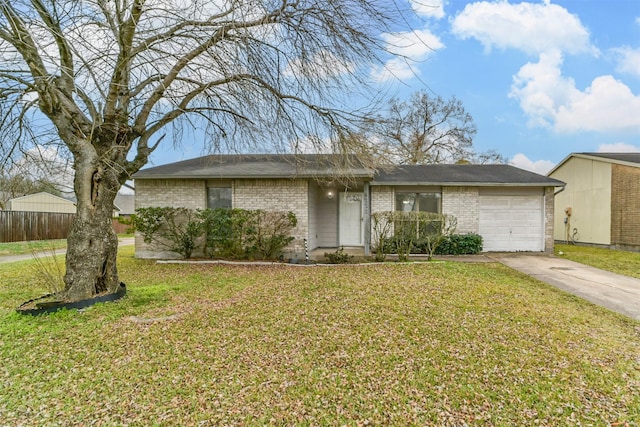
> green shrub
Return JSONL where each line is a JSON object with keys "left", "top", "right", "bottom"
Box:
{"left": 375, "top": 211, "right": 457, "bottom": 261}
{"left": 134, "top": 207, "right": 203, "bottom": 258}
{"left": 200, "top": 208, "right": 251, "bottom": 259}
{"left": 435, "top": 233, "right": 483, "bottom": 255}
{"left": 199, "top": 208, "right": 297, "bottom": 260}
{"left": 247, "top": 210, "right": 297, "bottom": 259}
{"left": 324, "top": 247, "right": 354, "bottom": 264}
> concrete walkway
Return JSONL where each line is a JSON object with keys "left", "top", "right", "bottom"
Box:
{"left": 491, "top": 253, "right": 640, "bottom": 321}
{"left": 0, "top": 237, "right": 135, "bottom": 264}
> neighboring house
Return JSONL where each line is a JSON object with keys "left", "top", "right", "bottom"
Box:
{"left": 5, "top": 192, "right": 76, "bottom": 213}
{"left": 114, "top": 193, "right": 135, "bottom": 218}
{"left": 133, "top": 154, "right": 564, "bottom": 258}
{"left": 548, "top": 152, "right": 640, "bottom": 250}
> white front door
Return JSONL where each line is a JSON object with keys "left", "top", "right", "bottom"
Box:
{"left": 339, "top": 192, "right": 363, "bottom": 246}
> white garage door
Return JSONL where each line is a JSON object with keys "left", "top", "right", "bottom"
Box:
{"left": 479, "top": 191, "right": 544, "bottom": 252}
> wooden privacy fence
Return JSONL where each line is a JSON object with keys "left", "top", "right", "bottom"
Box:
{"left": 0, "top": 211, "right": 129, "bottom": 243}
{"left": 0, "top": 211, "right": 75, "bottom": 243}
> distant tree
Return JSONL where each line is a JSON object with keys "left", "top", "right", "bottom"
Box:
{"left": 0, "top": 175, "right": 62, "bottom": 209}
{"left": 373, "top": 90, "right": 505, "bottom": 165}
{"left": 0, "top": 0, "right": 411, "bottom": 302}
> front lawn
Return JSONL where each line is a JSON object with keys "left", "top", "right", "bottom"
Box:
{"left": 555, "top": 243, "right": 640, "bottom": 279}
{"left": 0, "top": 239, "right": 67, "bottom": 256}
{"left": 1, "top": 247, "right": 638, "bottom": 425}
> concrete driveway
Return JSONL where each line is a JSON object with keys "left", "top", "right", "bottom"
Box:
{"left": 491, "top": 253, "right": 640, "bottom": 321}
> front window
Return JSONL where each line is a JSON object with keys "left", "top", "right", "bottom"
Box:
{"left": 207, "top": 187, "right": 232, "bottom": 209}
{"left": 394, "top": 192, "right": 442, "bottom": 238}
{"left": 395, "top": 192, "right": 441, "bottom": 213}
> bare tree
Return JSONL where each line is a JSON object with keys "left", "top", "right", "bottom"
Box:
{"left": 0, "top": 175, "right": 62, "bottom": 209}
{"left": 373, "top": 90, "right": 488, "bottom": 165}
{"left": 0, "top": 0, "right": 408, "bottom": 301}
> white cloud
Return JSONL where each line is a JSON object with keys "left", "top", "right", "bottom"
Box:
{"left": 451, "top": 1, "right": 597, "bottom": 56}
{"left": 510, "top": 53, "right": 640, "bottom": 133}
{"left": 410, "top": 0, "right": 445, "bottom": 19}
{"left": 554, "top": 75, "right": 640, "bottom": 132}
{"left": 612, "top": 46, "right": 640, "bottom": 78}
{"left": 510, "top": 153, "right": 555, "bottom": 175}
{"left": 597, "top": 142, "right": 640, "bottom": 153}
{"left": 373, "top": 28, "right": 445, "bottom": 82}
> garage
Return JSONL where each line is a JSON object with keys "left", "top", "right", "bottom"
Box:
{"left": 479, "top": 189, "right": 544, "bottom": 252}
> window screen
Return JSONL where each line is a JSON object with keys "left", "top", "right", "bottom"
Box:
{"left": 207, "top": 187, "right": 232, "bottom": 209}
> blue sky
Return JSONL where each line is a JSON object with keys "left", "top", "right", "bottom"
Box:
{"left": 373, "top": 0, "right": 640, "bottom": 173}
{"left": 149, "top": 0, "right": 640, "bottom": 175}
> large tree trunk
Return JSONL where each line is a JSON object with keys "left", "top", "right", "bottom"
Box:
{"left": 63, "top": 155, "right": 121, "bottom": 302}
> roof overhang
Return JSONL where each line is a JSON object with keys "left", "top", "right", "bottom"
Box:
{"left": 370, "top": 181, "right": 564, "bottom": 187}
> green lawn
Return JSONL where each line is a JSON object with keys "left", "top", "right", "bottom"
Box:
{"left": 0, "top": 234, "right": 134, "bottom": 257}
{"left": 0, "top": 239, "right": 67, "bottom": 256}
{"left": 555, "top": 244, "right": 640, "bottom": 279}
{"left": 1, "top": 247, "right": 638, "bottom": 425}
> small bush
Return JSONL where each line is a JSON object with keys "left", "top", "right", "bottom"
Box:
{"left": 324, "top": 247, "right": 353, "bottom": 264}
{"left": 134, "top": 207, "right": 203, "bottom": 258}
{"left": 435, "top": 233, "right": 483, "bottom": 255}
{"left": 200, "top": 208, "right": 297, "bottom": 260}
{"left": 374, "top": 211, "right": 457, "bottom": 260}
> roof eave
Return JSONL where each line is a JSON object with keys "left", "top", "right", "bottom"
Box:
{"left": 134, "top": 173, "right": 374, "bottom": 180}
{"left": 370, "top": 181, "right": 564, "bottom": 187}
{"left": 548, "top": 153, "right": 640, "bottom": 175}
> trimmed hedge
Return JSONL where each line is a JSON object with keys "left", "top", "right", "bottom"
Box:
{"left": 434, "top": 233, "right": 483, "bottom": 255}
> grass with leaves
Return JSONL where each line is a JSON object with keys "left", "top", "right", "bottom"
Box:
{"left": 1, "top": 246, "right": 638, "bottom": 425}
{"left": 0, "top": 239, "right": 67, "bottom": 256}
{"left": 555, "top": 243, "right": 640, "bottom": 279}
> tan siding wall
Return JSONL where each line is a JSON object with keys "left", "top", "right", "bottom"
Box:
{"left": 315, "top": 189, "right": 338, "bottom": 248}
{"left": 8, "top": 193, "right": 76, "bottom": 213}
{"left": 442, "top": 186, "right": 478, "bottom": 233}
{"left": 611, "top": 164, "right": 640, "bottom": 248}
{"left": 308, "top": 182, "right": 318, "bottom": 250}
{"left": 550, "top": 157, "right": 612, "bottom": 245}
{"left": 234, "top": 179, "right": 308, "bottom": 255}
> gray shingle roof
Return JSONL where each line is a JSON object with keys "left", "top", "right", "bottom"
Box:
{"left": 134, "top": 155, "right": 564, "bottom": 187}
{"left": 133, "top": 154, "right": 373, "bottom": 179}
{"left": 114, "top": 194, "right": 135, "bottom": 215}
{"left": 372, "top": 164, "right": 564, "bottom": 186}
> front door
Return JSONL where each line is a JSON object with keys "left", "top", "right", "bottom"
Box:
{"left": 339, "top": 192, "right": 363, "bottom": 246}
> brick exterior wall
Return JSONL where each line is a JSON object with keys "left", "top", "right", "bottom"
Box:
{"left": 611, "top": 164, "right": 640, "bottom": 248}
{"left": 234, "top": 179, "right": 309, "bottom": 256}
{"left": 544, "top": 186, "right": 555, "bottom": 253}
{"left": 134, "top": 179, "right": 207, "bottom": 258}
{"left": 370, "top": 186, "right": 394, "bottom": 213}
{"left": 369, "top": 186, "right": 395, "bottom": 248}
{"left": 135, "top": 179, "right": 207, "bottom": 210}
{"left": 442, "top": 186, "right": 478, "bottom": 233}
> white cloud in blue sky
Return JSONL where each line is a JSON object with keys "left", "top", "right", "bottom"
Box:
{"left": 146, "top": 0, "right": 640, "bottom": 176}
{"left": 451, "top": 0, "right": 597, "bottom": 56}
{"left": 598, "top": 142, "right": 640, "bottom": 153}
{"left": 612, "top": 46, "right": 640, "bottom": 78}
{"left": 372, "top": 28, "right": 445, "bottom": 82}
{"left": 365, "top": 1, "right": 639, "bottom": 174}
